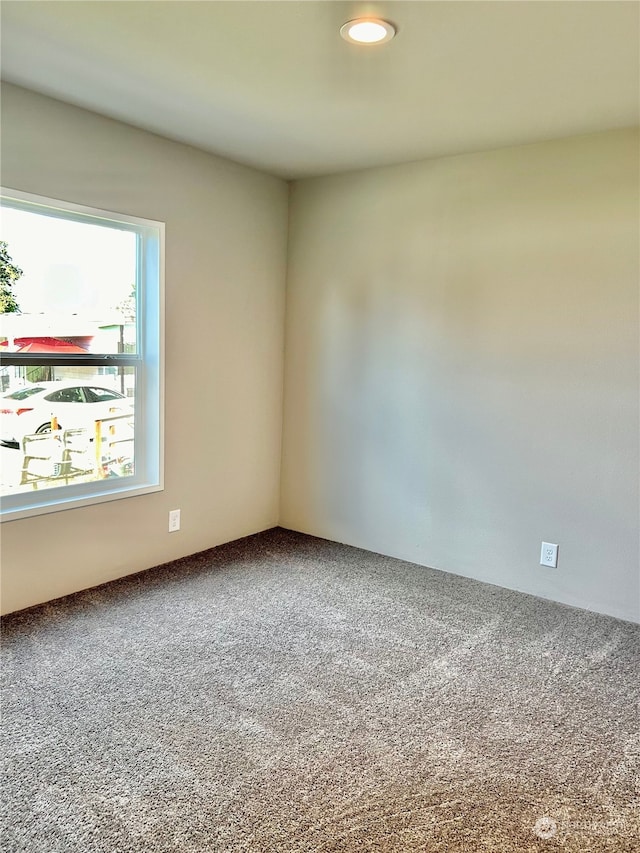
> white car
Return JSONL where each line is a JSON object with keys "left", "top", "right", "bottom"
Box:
{"left": 0, "top": 382, "right": 133, "bottom": 448}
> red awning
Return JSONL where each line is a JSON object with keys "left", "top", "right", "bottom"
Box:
{"left": 15, "top": 337, "right": 89, "bottom": 354}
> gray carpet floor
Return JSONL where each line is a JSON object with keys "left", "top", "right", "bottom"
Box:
{"left": 1, "top": 528, "right": 638, "bottom": 852}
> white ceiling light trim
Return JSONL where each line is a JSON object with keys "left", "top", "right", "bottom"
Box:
{"left": 340, "top": 18, "right": 396, "bottom": 45}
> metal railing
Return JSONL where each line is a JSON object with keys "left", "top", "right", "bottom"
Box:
{"left": 20, "top": 414, "right": 134, "bottom": 488}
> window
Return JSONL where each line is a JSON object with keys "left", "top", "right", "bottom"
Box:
{"left": 0, "top": 188, "right": 164, "bottom": 521}
{"left": 85, "top": 388, "right": 124, "bottom": 404}
{"left": 46, "top": 387, "right": 85, "bottom": 404}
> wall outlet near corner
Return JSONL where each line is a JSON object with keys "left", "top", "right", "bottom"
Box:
{"left": 168, "top": 509, "right": 181, "bottom": 533}
{"left": 540, "top": 542, "right": 558, "bottom": 568}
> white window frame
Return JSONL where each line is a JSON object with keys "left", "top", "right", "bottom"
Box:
{"left": 0, "top": 188, "right": 164, "bottom": 521}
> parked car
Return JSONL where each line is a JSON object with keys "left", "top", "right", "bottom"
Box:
{"left": 0, "top": 382, "right": 133, "bottom": 448}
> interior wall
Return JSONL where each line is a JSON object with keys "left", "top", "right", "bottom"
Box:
{"left": 281, "top": 128, "right": 640, "bottom": 623}
{"left": 0, "top": 84, "right": 289, "bottom": 615}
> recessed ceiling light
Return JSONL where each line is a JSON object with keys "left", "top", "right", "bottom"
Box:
{"left": 340, "top": 18, "right": 396, "bottom": 45}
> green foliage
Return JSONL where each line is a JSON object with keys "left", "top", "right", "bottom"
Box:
{"left": 0, "top": 241, "right": 23, "bottom": 313}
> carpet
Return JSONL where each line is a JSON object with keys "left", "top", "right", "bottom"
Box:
{"left": 1, "top": 528, "right": 638, "bottom": 852}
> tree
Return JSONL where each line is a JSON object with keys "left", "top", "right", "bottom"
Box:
{"left": 116, "top": 282, "right": 136, "bottom": 323}
{"left": 0, "top": 241, "right": 23, "bottom": 313}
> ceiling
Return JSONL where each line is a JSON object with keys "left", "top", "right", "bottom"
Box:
{"left": 1, "top": 1, "right": 638, "bottom": 180}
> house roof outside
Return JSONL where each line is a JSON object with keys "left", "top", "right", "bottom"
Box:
{"left": 0, "top": 313, "right": 134, "bottom": 353}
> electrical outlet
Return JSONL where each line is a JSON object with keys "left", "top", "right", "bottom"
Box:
{"left": 168, "top": 509, "right": 181, "bottom": 532}
{"left": 540, "top": 542, "right": 558, "bottom": 568}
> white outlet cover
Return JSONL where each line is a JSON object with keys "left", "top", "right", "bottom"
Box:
{"left": 540, "top": 542, "right": 558, "bottom": 568}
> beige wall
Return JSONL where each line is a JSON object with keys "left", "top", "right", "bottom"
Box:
{"left": 0, "top": 84, "right": 289, "bottom": 614}
{"left": 281, "top": 129, "right": 640, "bottom": 623}
{"left": 2, "top": 86, "right": 638, "bottom": 624}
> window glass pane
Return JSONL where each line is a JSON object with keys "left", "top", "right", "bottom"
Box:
{"left": 0, "top": 367, "right": 135, "bottom": 497}
{"left": 0, "top": 207, "right": 137, "bottom": 354}
{"left": 4, "top": 387, "right": 45, "bottom": 400}
{"left": 45, "top": 387, "right": 85, "bottom": 404}
{"left": 84, "top": 387, "right": 126, "bottom": 403}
